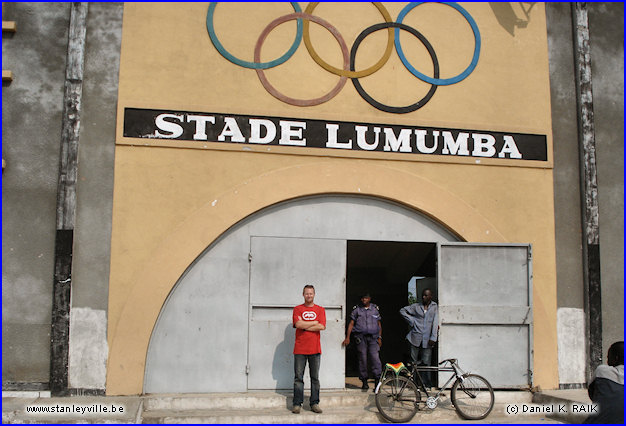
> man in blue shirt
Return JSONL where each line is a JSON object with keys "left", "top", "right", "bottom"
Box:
{"left": 400, "top": 288, "right": 438, "bottom": 388}
{"left": 342, "top": 293, "right": 382, "bottom": 391}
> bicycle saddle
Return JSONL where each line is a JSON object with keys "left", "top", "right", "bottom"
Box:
{"left": 439, "top": 358, "right": 457, "bottom": 365}
{"left": 384, "top": 362, "right": 407, "bottom": 373}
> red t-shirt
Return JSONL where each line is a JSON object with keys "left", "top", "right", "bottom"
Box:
{"left": 292, "top": 304, "right": 326, "bottom": 355}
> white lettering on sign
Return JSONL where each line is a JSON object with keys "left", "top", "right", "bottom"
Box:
{"left": 302, "top": 311, "right": 317, "bottom": 321}
{"left": 355, "top": 125, "right": 380, "bottom": 151}
{"left": 499, "top": 135, "right": 523, "bottom": 159}
{"left": 249, "top": 119, "right": 276, "bottom": 144}
{"left": 383, "top": 128, "right": 412, "bottom": 153}
{"left": 442, "top": 131, "right": 470, "bottom": 156}
{"left": 187, "top": 115, "right": 216, "bottom": 141}
{"left": 133, "top": 109, "right": 541, "bottom": 161}
{"left": 279, "top": 121, "right": 307, "bottom": 146}
{"left": 155, "top": 114, "right": 184, "bottom": 138}
{"left": 415, "top": 129, "right": 437, "bottom": 153}
{"left": 325, "top": 124, "right": 352, "bottom": 149}
{"left": 472, "top": 133, "right": 497, "bottom": 157}
{"left": 218, "top": 117, "right": 246, "bottom": 143}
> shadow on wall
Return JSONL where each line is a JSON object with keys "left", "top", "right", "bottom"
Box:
{"left": 489, "top": 2, "right": 537, "bottom": 36}
{"left": 272, "top": 324, "right": 295, "bottom": 389}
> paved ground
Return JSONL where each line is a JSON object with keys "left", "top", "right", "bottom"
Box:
{"left": 2, "top": 387, "right": 590, "bottom": 424}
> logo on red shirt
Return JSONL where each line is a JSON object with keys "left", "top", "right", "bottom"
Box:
{"left": 302, "top": 311, "right": 317, "bottom": 321}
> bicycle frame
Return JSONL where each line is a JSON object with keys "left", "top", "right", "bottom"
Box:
{"left": 412, "top": 364, "right": 455, "bottom": 403}
{"left": 377, "top": 359, "right": 467, "bottom": 405}
{"left": 375, "top": 358, "right": 495, "bottom": 421}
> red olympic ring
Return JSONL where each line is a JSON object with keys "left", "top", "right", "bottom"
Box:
{"left": 254, "top": 12, "right": 349, "bottom": 107}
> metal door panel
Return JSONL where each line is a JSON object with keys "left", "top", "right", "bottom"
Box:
{"left": 249, "top": 237, "right": 345, "bottom": 306}
{"left": 439, "top": 306, "right": 532, "bottom": 324}
{"left": 248, "top": 237, "right": 346, "bottom": 390}
{"left": 440, "top": 325, "right": 530, "bottom": 387}
{"left": 439, "top": 245, "right": 529, "bottom": 306}
{"left": 438, "top": 243, "right": 532, "bottom": 388}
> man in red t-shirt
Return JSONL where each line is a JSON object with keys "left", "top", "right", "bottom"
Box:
{"left": 291, "top": 284, "right": 326, "bottom": 414}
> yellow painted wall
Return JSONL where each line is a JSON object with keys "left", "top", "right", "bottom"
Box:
{"left": 107, "top": 3, "right": 558, "bottom": 394}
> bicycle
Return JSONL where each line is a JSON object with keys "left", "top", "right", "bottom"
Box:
{"left": 374, "top": 358, "right": 494, "bottom": 422}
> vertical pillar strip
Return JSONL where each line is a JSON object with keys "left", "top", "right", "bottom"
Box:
{"left": 571, "top": 2, "right": 602, "bottom": 382}
{"left": 50, "top": 2, "right": 88, "bottom": 396}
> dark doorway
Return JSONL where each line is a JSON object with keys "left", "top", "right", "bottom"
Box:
{"left": 345, "top": 240, "right": 438, "bottom": 386}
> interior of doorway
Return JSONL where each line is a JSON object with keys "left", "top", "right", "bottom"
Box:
{"left": 345, "top": 240, "right": 439, "bottom": 388}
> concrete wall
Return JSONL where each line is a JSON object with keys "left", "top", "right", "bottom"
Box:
{"left": 547, "top": 2, "right": 624, "bottom": 385}
{"left": 68, "top": 2, "right": 122, "bottom": 391}
{"left": 587, "top": 2, "right": 624, "bottom": 359}
{"left": 2, "top": 2, "right": 122, "bottom": 390}
{"left": 2, "top": 2, "right": 70, "bottom": 386}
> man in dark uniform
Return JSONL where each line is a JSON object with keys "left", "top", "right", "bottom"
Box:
{"left": 342, "top": 293, "right": 382, "bottom": 390}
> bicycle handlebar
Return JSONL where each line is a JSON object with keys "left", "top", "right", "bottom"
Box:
{"left": 439, "top": 358, "right": 457, "bottom": 365}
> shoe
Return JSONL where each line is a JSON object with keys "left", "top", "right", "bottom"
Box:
{"left": 292, "top": 405, "right": 301, "bottom": 414}
{"left": 361, "top": 380, "right": 369, "bottom": 390}
{"left": 311, "top": 404, "right": 323, "bottom": 414}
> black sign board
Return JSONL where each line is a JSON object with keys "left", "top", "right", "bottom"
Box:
{"left": 123, "top": 108, "right": 548, "bottom": 162}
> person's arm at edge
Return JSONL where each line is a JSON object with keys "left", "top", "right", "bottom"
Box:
{"left": 342, "top": 320, "right": 355, "bottom": 346}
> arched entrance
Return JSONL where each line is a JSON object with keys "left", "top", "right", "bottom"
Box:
{"left": 144, "top": 195, "right": 459, "bottom": 393}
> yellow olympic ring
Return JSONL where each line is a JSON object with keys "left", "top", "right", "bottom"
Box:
{"left": 302, "top": 2, "right": 395, "bottom": 79}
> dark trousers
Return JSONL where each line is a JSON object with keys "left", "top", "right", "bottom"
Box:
{"left": 293, "top": 353, "right": 321, "bottom": 406}
{"left": 355, "top": 334, "right": 382, "bottom": 381}
{"left": 410, "top": 344, "right": 433, "bottom": 387}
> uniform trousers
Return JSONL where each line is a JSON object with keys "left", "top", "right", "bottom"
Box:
{"left": 355, "top": 334, "right": 382, "bottom": 381}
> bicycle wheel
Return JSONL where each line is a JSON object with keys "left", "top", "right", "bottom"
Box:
{"left": 450, "top": 374, "right": 494, "bottom": 420}
{"left": 375, "top": 376, "right": 421, "bottom": 423}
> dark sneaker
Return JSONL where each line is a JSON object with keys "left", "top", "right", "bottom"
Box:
{"left": 361, "top": 380, "right": 369, "bottom": 390}
{"left": 311, "top": 404, "right": 323, "bottom": 414}
{"left": 292, "top": 405, "right": 301, "bottom": 414}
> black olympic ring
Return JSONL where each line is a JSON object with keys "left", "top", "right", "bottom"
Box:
{"left": 350, "top": 22, "right": 439, "bottom": 114}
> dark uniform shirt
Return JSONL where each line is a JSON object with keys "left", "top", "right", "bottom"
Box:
{"left": 350, "top": 304, "right": 381, "bottom": 336}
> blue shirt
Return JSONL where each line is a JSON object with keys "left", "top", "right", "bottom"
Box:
{"left": 350, "top": 304, "right": 381, "bottom": 336}
{"left": 400, "top": 302, "right": 438, "bottom": 348}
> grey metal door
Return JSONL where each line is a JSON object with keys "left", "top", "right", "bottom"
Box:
{"left": 248, "top": 236, "right": 346, "bottom": 390}
{"left": 438, "top": 243, "right": 533, "bottom": 388}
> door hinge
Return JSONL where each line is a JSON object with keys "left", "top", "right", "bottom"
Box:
{"left": 248, "top": 253, "right": 252, "bottom": 262}
{"left": 246, "top": 365, "right": 250, "bottom": 375}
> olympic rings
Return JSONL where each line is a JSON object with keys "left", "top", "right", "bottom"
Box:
{"left": 206, "top": 2, "right": 482, "bottom": 113}
{"left": 395, "top": 2, "right": 481, "bottom": 85}
{"left": 302, "top": 2, "right": 395, "bottom": 78}
{"left": 255, "top": 13, "right": 349, "bottom": 107}
{"left": 206, "top": 2, "right": 303, "bottom": 69}
{"left": 351, "top": 22, "right": 439, "bottom": 114}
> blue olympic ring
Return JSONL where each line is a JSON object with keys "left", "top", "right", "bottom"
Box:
{"left": 206, "top": 2, "right": 303, "bottom": 69}
{"left": 395, "top": 2, "right": 481, "bottom": 86}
